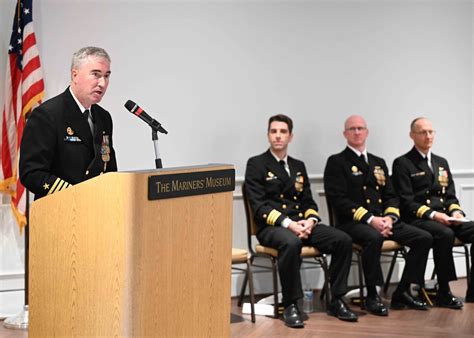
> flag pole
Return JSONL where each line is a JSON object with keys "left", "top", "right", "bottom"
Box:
{"left": 3, "top": 190, "right": 29, "bottom": 330}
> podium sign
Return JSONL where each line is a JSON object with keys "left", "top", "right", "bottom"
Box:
{"left": 29, "top": 164, "right": 234, "bottom": 337}
{"left": 148, "top": 168, "right": 235, "bottom": 200}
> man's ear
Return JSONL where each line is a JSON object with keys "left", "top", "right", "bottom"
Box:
{"left": 71, "top": 69, "right": 78, "bottom": 83}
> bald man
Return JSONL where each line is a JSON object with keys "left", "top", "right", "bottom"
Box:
{"left": 324, "top": 115, "right": 432, "bottom": 316}
{"left": 392, "top": 117, "right": 474, "bottom": 308}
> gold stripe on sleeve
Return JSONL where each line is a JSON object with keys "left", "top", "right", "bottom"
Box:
{"left": 267, "top": 209, "right": 282, "bottom": 226}
{"left": 384, "top": 207, "right": 400, "bottom": 217}
{"left": 304, "top": 208, "right": 319, "bottom": 219}
{"left": 448, "top": 204, "right": 462, "bottom": 213}
{"left": 353, "top": 207, "right": 368, "bottom": 222}
{"left": 47, "top": 178, "right": 61, "bottom": 195}
{"left": 416, "top": 205, "right": 430, "bottom": 218}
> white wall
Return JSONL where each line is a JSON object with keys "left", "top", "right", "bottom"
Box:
{"left": 1, "top": 0, "right": 472, "bottom": 175}
{"left": 0, "top": 0, "right": 473, "bottom": 310}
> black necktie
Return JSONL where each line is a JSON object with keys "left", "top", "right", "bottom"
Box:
{"left": 84, "top": 109, "right": 94, "bottom": 134}
{"left": 426, "top": 157, "right": 433, "bottom": 172}
{"left": 424, "top": 156, "right": 433, "bottom": 174}
{"left": 360, "top": 153, "right": 367, "bottom": 164}
{"left": 279, "top": 160, "right": 289, "bottom": 176}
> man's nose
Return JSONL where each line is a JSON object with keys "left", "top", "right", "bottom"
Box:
{"left": 98, "top": 76, "right": 106, "bottom": 87}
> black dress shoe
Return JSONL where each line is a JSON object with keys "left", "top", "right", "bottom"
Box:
{"left": 391, "top": 291, "right": 428, "bottom": 310}
{"left": 364, "top": 295, "right": 389, "bottom": 316}
{"left": 327, "top": 298, "right": 358, "bottom": 322}
{"left": 282, "top": 304, "right": 304, "bottom": 328}
{"left": 436, "top": 291, "right": 463, "bottom": 309}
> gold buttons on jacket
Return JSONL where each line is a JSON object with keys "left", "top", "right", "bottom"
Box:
{"left": 426, "top": 191, "right": 429, "bottom": 195}
{"left": 280, "top": 194, "right": 284, "bottom": 198}
{"left": 426, "top": 199, "right": 431, "bottom": 204}
{"left": 282, "top": 204, "right": 287, "bottom": 209}
{"left": 295, "top": 205, "right": 300, "bottom": 209}
{"left": 263, "top": 214, "right": 267, "bottom": 219}
{"left": 363, "top": 186, "right": 367, "bottom": 190}
{"left": 299, "top": 213, "right": 303, "bottom": 217}
{"left": 440, "top": 198, "right": 444, "bottom": 203}
{"left": 293, "top": 196, "right": 297, "bottom": 200}
{"left": 366, "top": 199, "right": 371, "bottom": 204}
{"left": 378, "top": 199, "right": 382, "bottom": 203}
{"left": 376, "top": 186, "right": 379, "bottom": 190}
{"left": 85, "top": 170, "right": 89, "bottom": 175}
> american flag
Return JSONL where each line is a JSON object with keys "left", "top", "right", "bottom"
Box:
{"left": 0, "top": 0, "right": 44, "bottom": 231}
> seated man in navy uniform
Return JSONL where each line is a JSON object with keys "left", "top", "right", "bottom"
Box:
{"left": 392, "top": 117, "right": 474, "bottom": 307}
{"left": 245, "top": 114, "right": 357, "bottom": 328}
{"left": 20, "top": 46, "right": 117, "bottom": 199}
{"left": 324, "top": 115, "right": 432, "bottom": 316}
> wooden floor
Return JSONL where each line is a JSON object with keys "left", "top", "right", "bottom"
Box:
{"left": 230, "top": 279, "right": 474, "bottom": 337}
{"left": 1, "top": 279, "right": 473, "bottom": 337}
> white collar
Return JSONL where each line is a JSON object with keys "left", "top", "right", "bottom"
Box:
{"left": 416, "top": 148, "right": 432, "bottom": 162}
{"left": 347, "top": 145, "right": 368, "bottom": 159}
{"left": 269, "top": 149, "right": 288, "bottom": 164}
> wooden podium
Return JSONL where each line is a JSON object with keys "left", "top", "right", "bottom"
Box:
{"left": 29, "top": 164, "right": 234, "bottom": 337}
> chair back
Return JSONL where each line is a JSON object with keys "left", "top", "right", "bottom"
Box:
{"left": 242, "top": 183, "right": 259, "bottom": 254}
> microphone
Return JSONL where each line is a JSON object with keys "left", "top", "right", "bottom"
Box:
{"left": 124, "top": 100, "right": 168, "bottom": 134}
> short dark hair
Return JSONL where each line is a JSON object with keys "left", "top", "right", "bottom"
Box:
{"left": 267, "top": 114, "right": 293, "bottom": 133}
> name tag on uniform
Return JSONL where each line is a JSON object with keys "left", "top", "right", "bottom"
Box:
{"left": 410, "top": 171, "right": 425, "bottom": 177}
{"left": 64, "top": 136, "right": 82, "bottom": 142}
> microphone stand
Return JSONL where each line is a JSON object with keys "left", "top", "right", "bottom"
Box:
{"left": 152, "top": 129, "right": 163, "bottom": 169}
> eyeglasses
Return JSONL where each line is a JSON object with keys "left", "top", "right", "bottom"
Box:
{"left": 345, "top": 127, "right": 367, "bottom": 132}
{"left": 413, "top": 130, "right": 436, "bottom": 136}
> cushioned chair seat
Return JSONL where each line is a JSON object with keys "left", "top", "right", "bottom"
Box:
{"left": 255, "top": 244, "right": 322, "bottom": 258}
{"left": 232, "top": 248, "right": 249, "bottom": 263}
{"left": 352, "top": 240, "right": 402, "bottom": 253}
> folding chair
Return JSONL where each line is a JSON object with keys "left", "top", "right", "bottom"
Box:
{"left": 238, "top": 183, "right": 330, "bottom": 318}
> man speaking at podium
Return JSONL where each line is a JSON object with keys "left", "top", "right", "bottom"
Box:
{"left": 19, "top": 46, "right": 117, "bottom": 199}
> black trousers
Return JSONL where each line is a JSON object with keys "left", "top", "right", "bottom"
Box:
{"left": 338, "top": 221, "right": 432, "bottom": 288}
{"left": 412, "top": 219, "right": 474, "bottom": 290}
{"left": 257, "top": 224, "right": 352, "bottom": 306}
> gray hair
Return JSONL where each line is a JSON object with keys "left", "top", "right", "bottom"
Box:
{"left": 71, "top": 46, "right": 111, "bottom": 70}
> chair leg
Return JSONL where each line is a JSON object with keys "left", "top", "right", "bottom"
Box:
{"left": 464, "top": 245, "right": 470, "bottom": 288}
{"left": 271, "top": 258, "right": 279, "bottom": 318}
{"left": 384, "top": 249, "right": 399, "bottom": 294}
{"left": 237, "top": 269, "right": 249, "bottom": 307}
{"left": 357, "top": 252, "right": 365, "bottom": 309}
{"left": 321, "top": 256, "right": 331, "bottom": 309}
{"left": 246, "top": 259, "right": 256, "bottom": 323}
